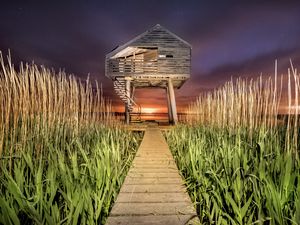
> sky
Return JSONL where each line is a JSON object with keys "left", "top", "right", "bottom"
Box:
{"left": 1, "top": 0, "right": 300, "bottom": 112}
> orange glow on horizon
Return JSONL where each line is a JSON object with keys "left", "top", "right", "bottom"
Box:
{"left": 142, "top": 107, "right": 157, "bottom": 114}
{"left": 112, "top": 105, "right": 169, "bottom": 113}
{"left": 112, "top": 104, "right": 186, "bottom": 114}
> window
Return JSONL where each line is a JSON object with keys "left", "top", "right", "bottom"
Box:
{"left": 159, "top": 54, "right": 173, "bottom": 58}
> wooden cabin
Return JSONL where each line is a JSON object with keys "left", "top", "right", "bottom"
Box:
{"left": 105, "top": 24, "right": 191, "bottom": 124}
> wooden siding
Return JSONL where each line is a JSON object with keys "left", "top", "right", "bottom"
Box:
{"left": 157, "top": 47, "right": 190, "bottom": 74}
{"left": 129, "top": 27, "right": 190, "bottom": 48}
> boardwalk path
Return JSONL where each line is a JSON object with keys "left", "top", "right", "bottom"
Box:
{"left": 106, "top": 127, "right": 199, "bottom": 225}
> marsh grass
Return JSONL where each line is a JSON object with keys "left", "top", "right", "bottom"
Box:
{"left": 0, "top": 52, "right": 141, "bottom": 224}
{"left": 166, "top": 65, "right": 300, "bottom": 224}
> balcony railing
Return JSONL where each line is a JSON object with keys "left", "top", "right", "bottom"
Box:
{"left": 108, "top": 58, "right": 158, "bottom": 74}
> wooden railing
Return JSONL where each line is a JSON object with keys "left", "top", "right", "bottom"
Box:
{"left": 108, "top": 59, "right": 158, "bottom": 74}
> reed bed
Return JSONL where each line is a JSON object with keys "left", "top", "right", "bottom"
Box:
{"left": 166, "top": 66, "right": 300, "bottom": 224}
{"left": 0, "top": 53, "right": 141, "bottom": 224}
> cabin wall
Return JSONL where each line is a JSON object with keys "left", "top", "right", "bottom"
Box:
{"left": 157, "top": 47, "right": 190, "bottom": 75}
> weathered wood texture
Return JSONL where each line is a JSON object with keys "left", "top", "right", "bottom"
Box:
{"left": 105, "top": 24, "right": 191, "bottom": 89}
{"left": 106, "top": 127, "right": 199, "bottom": 225}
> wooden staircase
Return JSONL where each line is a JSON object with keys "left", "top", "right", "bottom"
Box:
{"left": 113, "top": 78, "right": 142, "bottom": 123}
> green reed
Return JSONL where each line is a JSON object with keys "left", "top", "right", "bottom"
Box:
{"left": 166, "top": 125, "right": 299, "bottom": 224}
{"left": 166, "top": 66, "right": 300, "bottom": 224}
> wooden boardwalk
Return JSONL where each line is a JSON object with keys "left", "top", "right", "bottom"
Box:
{"left": 106, "top": 127, "right": 199, "bottom": 225}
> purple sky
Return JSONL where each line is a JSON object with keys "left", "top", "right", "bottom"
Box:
{"left": 1, "top": 0, "right": 300, "bottom": 111}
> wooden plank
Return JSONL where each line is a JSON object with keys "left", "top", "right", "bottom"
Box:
{"left": 124, "top": 177, "right": 183, "bottom": 185}
{"left": 131, "top": 162, "right": 177, "bottom": 167}
{"left": 135, "top": 154, "right": 173, "bottom": 158}
{"left": 134, "top": 157, "right": 174, "bottom": 160}
{"left": 133, "top": 161, "right": 176, "bottom": 166}
{"left": 129, "top": 168, "right": 178, "bottom": 173}
{"left": 132, "top": 159, "right": 175, "bottom": 164}
{"left": 106, "top": 215, "right": 198, "bottom": 225}
{"left": 135, "top": 153, "right": 173, "bottom": 156}
{"left": 125, "top": 171, "right": 182, "bottom": 178}
{"left": 110, "top": 202, "right": 196, "bottom": 216}
{"left": 116, "top": 192, "right": 190, "bottom": 203}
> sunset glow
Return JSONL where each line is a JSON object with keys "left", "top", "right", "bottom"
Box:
{"left": 142, "top": 107, "right": 157, "bottom": 114}
{"left": 282, "top": 105, "right": 300, "bottom": 114}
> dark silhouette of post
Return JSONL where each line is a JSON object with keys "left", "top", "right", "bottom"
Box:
{"left": 125, "top": 77, "right": 131, "bottom": 124}
{"left": 166, "top": 87, "right": 173, "bottom": 124}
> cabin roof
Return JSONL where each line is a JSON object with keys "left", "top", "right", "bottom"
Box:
{"left": 106, "top": 24, "right": 191, "bottom": 59}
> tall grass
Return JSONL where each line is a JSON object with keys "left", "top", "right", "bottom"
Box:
{"left": 0, "top": 52, "right": 141, "bottom": 224}
{"left": 185, "top": 76, "right": 280, "bottom": 130}
{"left": 0, "top": 52, "right": 114, "bottom": 160}
{"left": 166, "top": 66, "right": 300, "bottom": 224}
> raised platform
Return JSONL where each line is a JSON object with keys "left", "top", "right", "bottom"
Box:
{"left": 106, "top": 127, "right": 199, "bottom": 225}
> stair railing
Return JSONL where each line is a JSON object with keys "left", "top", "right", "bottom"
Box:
{"left": 114, "top": 78, "right": 142, "bottom": 122}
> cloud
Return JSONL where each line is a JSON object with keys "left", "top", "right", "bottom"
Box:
{"left": 1, "top": 0, "right": 300, "bottom": 112}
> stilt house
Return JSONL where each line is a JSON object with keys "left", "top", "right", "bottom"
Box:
{"left": 105, "top": 24, "right": 191, "bottom": 124}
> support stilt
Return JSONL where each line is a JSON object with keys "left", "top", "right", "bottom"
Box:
{"left": 125, "top": 78, "right": 131, "bottom": 124}
{"left": 166, "top": 87, "right": 173, "bottom": 124}
{"left": 168, "top": 79, "right": 178, "bottom": 124}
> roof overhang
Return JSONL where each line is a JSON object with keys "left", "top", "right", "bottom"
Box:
{"left": 110, "top": 47, "right": 149, "bottom": 59}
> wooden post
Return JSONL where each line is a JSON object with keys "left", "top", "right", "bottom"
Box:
{"left": 166, "top": 87, "right": 173, "bottom": 124}
{"left": 125, "top": 77, "right": 131, "bottom": 124}
{"left": 168, "top": 79, "right": 178, "bottom": 124}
